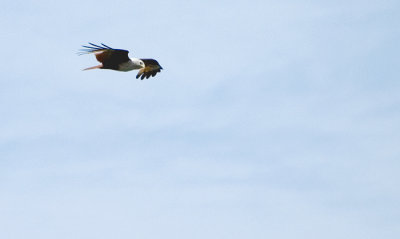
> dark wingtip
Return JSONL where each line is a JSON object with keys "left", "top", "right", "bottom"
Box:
{"left": 89, "top": 42, "right": 102, "bottom": 48}
{"left": 101, "top": 43, "right": 112, "bottom": 49}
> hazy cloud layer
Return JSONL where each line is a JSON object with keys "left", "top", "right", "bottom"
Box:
{"left": 1, "top": 1, "right": 399, "bottom": 239}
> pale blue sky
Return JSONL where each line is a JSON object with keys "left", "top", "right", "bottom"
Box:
{"left": 1, "top": 0, "right": 400, "bottom": 238}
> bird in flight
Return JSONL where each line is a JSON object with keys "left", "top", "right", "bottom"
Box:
{"left": 79, "top": 43, "right": 163, "bottom": 80}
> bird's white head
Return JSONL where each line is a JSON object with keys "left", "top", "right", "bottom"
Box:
{"left": 132, "top": 58, "right": 145, "bottom": 69}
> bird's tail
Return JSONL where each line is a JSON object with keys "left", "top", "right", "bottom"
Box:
{"left": 83, "top": 64, "right": 103, "bottom": 70}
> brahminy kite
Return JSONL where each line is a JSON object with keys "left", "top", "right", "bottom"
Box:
{"left": 79, "top": 43, "right": 163, "bottom": 80}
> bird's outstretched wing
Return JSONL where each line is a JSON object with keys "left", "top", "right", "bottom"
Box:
{"left": 136, "top": 59, "right": 163, "bottom": 80}
{"left": 79, "top": 43, "right": 130, "bottom": 70}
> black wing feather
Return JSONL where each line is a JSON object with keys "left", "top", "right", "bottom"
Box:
{"left": 136, "top": 59, "right": 163, "bottom": 80}
{"left": 79, "top": 43, "right": 130, "bottom": 70}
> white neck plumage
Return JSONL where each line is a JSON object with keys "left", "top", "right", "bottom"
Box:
{"left": 118, "top": 58, "right": 144, "bottom": 71}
